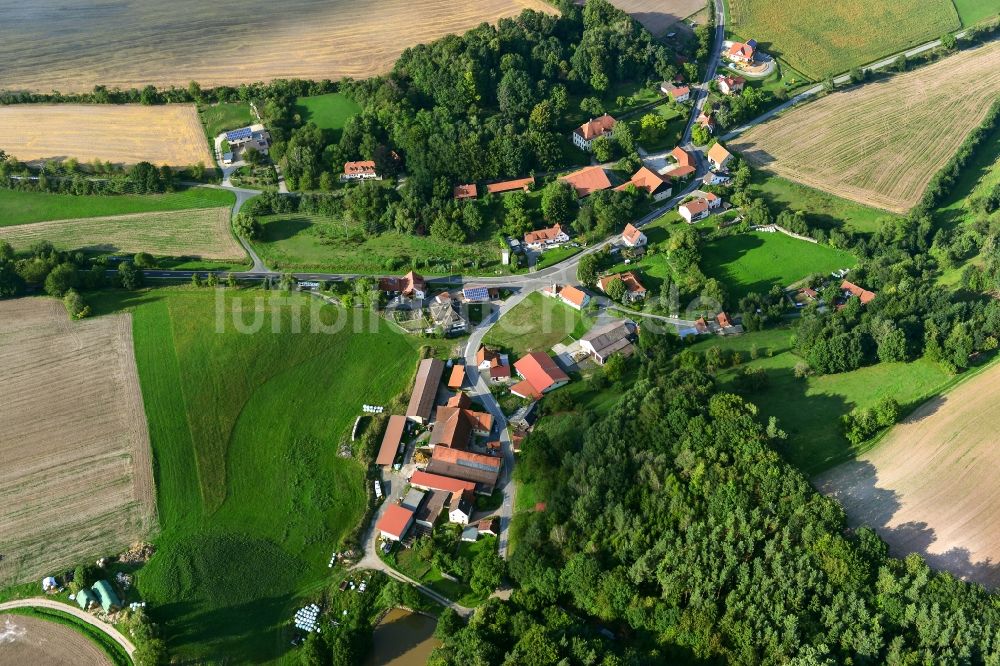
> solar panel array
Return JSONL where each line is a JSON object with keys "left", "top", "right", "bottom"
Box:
{"left": 463, "top": 287, "right": 489, "bottom": 301}
{"left": 226, "top": 127, "right": 253, "bottom": 141}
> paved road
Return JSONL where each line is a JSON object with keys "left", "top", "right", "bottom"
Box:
{"left": 722, "top": 30, "right": 971, "bottom": 141}
{"left": 0, "top": 598, "right": 137, "bottom": 657}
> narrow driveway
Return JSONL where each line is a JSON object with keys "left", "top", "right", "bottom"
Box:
{"left": 0, "top": 598, "right": 137, "bottom": 657}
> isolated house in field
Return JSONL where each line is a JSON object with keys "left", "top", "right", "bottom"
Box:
{"left": 717, "top": 75, "right": 746, "bottom": 95}
{"left": 660, "top": 82, "right": 691, "bottom": 102}
{"left": 376, "top": 414, "right": 408, "bottom": 467}
{"left": 426, "top": 447, "right": 502, "bottom": 495}
{"left": 541, "top": 284, "right": 591, "bottom": 311}
{"left": 342, "top": 160, "right": 379, "bottom": 181}
{"left": 377, "top": 504, "right": 415, "bottom": 541}
{"left": 524, "top": 223, "right": 570, "bottom": 250}
{"left": 572, "top": 113, "right": 617, "bottom": 151}
{"left": 453, "top": 184, "right": 477, "bottom": 200}
{"left": 841, "top": 280, "right": 876, "bottom": 305}
{"left": 76, "top": 588, "right": 99, "bottom": 611}
{"left": 406, "top": 358, "right": 445, "bottom": 423}
{"left": 511, "top": 352, "right": 570, "bottom": 399}
{"left": 597, "top": 271, "right": 647, "bottom": 303}
{"left": 580, "top": 319, "right": 637, "bottom": 365}
{"left": 727, "top": 40, "right": 756, "bottom": 63}
{"left": 91, "top": 580, "right": 121, "bottom": 613}
{"left": 225, "top": 124, "right": 271, "bottom": 156}
{"left": 486, "top": 177, "right": 534, "bottom": 194}
{"left": 560, "top": 166, "right": 612, "bottom": 198}
{"left": 615, "top": 167, "right": 673, "bottom": 202}
{"left": 448, "top": 489, "right": 475, "bottom": 524}
{"left": 707, "top": 143, "right": 733, "bottom": 171}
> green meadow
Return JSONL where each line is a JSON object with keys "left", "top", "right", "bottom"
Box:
{"left": 0, "top": 187, "right": 234, "bottom": 227}
{"left": 199, "top": 102, "right": 254, "bottom": 138}
{"left": 90, "top": 287, "right": 422, "bottom": 662}
{"left": 294, "top": 93, "right": 361, "bottom": 136}
{"left": 750, "top": 172, "right": 897, "bottom": 234}
{"left": 483, "top": 292, "right": 592, "bottom": 356}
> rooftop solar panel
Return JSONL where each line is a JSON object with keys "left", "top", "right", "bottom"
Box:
{"left": 463, "top": 287, "right": 489, "bottom": 301}
{"left": 226, "top": 127, "right": 253, "bottom": 141}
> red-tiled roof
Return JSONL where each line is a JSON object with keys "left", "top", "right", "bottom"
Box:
{"left": 379, "top": 271, "right": 426, "bottom": 296}
{"left": 376, "top": 415, "right": 407, "bottom": 466}
{"left": 598, "top": 271, "right": 647, "bottom": 296}
{"left": 719, "top": 75, "right": 746, "bottom": 91}
{"left": 514, "top": 352, "right": 570, "bottom": 395}
{"left": 680, "top": 198, "right": 709, "bottom": 216}
{"left": 728, "top": 42, "right": 755, "bottom": 59}
{"left": 489, "top": 364, "right": 511, "bottom": 380}
{"left": 671, "top": 146, "right": 694, "bottom": 168}
{"left": 344, "top": 160, "right": 376, "bottom": 176}
{"left": 561, "top": 285, "right": 589, "bottom": 307}
{"left": 409, "top": 470, "right": 476, "bottom": 494}
{"left": 510, "top": 379, "right": 542, "bottom": 400}
{"left": 448, "top": 364, "right": 465, "bottom": 389}
{"left": 524, "top": 224, "right": 566, "bottom": 244}
{"left": 454, "top": 184, "right": 477, "bottom": 200}
{"left": 664, "top": 165, "right": 696, "bottom": 179}
{"left": 668, "top": 85, "right": 690, "bottom": 98}
{"left": 841, "top": 280, "right": 876, "bottom": 304}
{"left": 431, "top": 405, "right": 473, "bottom": 449}
{"left": 447, "top": 392, "right": 472, "bottom": 409}
{"left": 376, "top": 504, "right": 414, "bottom": 539}
{"left": 560, "top": 166, "right": 612, "bottom": 197}
{"left": 621, "top": 167, "right": 669, "bottom": 196}
{"left": 486, "top": 177, "right": 534, "bottom": 194}
{"left": 717, "top": 311, "right": 732, "bottom": 328}
{"left": 475, "top": 345, "right": 497, "bottom": 366}
{"left": 574, "top": 113, "right": 617, "bottom": 140}
{"left": 622, "top": 223, "right": 643, "bottom": 245}
{"left": 708, "top": 143, "right": 732, "bottom": 166}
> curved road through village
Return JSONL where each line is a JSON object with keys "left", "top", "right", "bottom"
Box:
{"left": 0, "top": 598, "right": 137, "bottom": 657}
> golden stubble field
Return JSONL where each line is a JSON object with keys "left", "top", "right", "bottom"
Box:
{"left": 730, "top": 41, "right": 1000, "bottom": 213}
{"left": 0, "top": 208, "right": 245, "bottom": 261}
{"left": 0, "top": 299, "right": 157, "bottom": 587}
{"left": 815, "top": 362, "right": 1000, "bottom": 589}
{"left": 0, "top": 0, "right": 553, "bottom": 93}
{"left": 0, "top": 614, "right": 112, "bottom": 666}
{"left": 0, "top": 105, "right": 215, "bottom": 167}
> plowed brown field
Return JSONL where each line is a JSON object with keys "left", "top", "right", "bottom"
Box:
{"left": 0, "top": 299, "right": 156, "bottom": 586}
{"left": 0, "top": 105, "right": 214, "bottom": 167}
{"left": 815, "top": 361, "right": 1000, "bottom": 588}
{"left": 730, "top": 41, "right": 1000, "bottom": 213}
{"left": 0, "top": 614, "right": 112, "bottom": 666}
{"left": 0, "top": 0, "right": 553, "bottom": 93}
{"left": 0, "top": 208, "right": 244, "bottom": 260}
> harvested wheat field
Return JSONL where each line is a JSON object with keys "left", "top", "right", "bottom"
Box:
{"left": 730, "top": 41, "right": 1000, "bottom": 214}
{"left": 815, "top": 362, "right": 1000, "bottom": 588}
{"left": 0, "top": 614, "right": 112, "bottom": 666}
{"left": 0, "top": 105, "right": 215, "bottom": 167}
{"left": 0, "top": 299, "right": 156, "bottom": 587}
{"left": 0, "top": 0, "right": 553, "bottom": 93}
{"left": 0, "top": 208, "right": 245, "bottom": 261}
{"left": 607, "top": 0, "right": 705, "bottom": 35}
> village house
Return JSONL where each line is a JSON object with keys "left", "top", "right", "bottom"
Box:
{"left": 694, "top": 311, "right": 744, "bottom": 336}
{"left": 708, "top": 143, "right": 733, "bottom": 171}
{"left": 665, "top": 146, "right": 697, "bottom": 180}
{"left": 476, "top": 345, "right": 512, "bottom": 382}
{"left": 379, "top": 270, "right": 426, "bottom": 301}
{"left": 224, "top": 124, "right": 271, "bottom": 163}
{"left": 697, "top": 111, "right": 717, "bottom": 134}
{"left": 486, "top": 177, "right": 534, "bottom": 194}
{"left": 341, "top": 160, "right": 379, "bottom": 181}
{"left": 679, "top": 192, "right": 722, "bottom": 223}
{"left": 615, "top": 166, "right": 673, "bottom": 201}
{"left": 429, "top": 298, "right": 468, "bottom": 336}
{"left": 621, "top": 223, "right": 648, "bottom": 248}
{"left": 377, "top": 503, "right": 415, "bottom": 541}
{"left": 541, "top": 284, "right": 591, "bottom": 311}
{"left": 560, "top": 166, "right": 612, "bottom": 198}
{"left": 524, "top": 223, "right": 570, "bottom": 250}
{"left": 841, "top": 280, "right": 876, "bottom": 305}
{"left": 447, "top": 364, "right": 465, "bottom": 390}
{"left": 477, "top": 518, "right": 499, "bottom": 537}
{"left": 597, "top": 271, "right": 647, "bottom": 303}
{"left": 579, "top": 319, "right": 638, "bottom": 365}
{"left": 406, "top": 358, "right": 444, "bottom": 423}
{"left": 453, "top": 183, "right": 477, "bottom": 201}
{"left": 572, "top": 113, "right": 617, "bottom": 151}
{"left": 717, "top": 75, "right": 746, "bottom": 95}
{"left": 703, "top": 171, "right": 731, "bottom": 186}
{"left": 376, "top": 414, "right": 408, "bottom": 467}
{"left": 426, "top": 447, "right": 502, "bottom": 495}
{"left": 511, "top": 352, "right": 570, "bottom": 399}
{"left": 462, "top": 286, "right": 493, "bottom": 303}
{"left": 448, "top": 489, "right": 475, "bottom": 525}
{"left": 727, "top": 39, "right": 757, "bottom": 63}
{"left": 660, "top": 81, "right": 691, "bottom": 103}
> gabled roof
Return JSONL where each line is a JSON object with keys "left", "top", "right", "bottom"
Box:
{"left": 524, "top": 224, "right": 566, "bottom": 244}
{"left": 664, "top": 165, "right": 696, "bottom": 179}
{"left": 708, "top": 143, "right": 732, "bottom": 165}
{"left": 718, "top": 75, "right": 746, "bottom": 90}
{"left": 559, "top": 284, "right": 589, "bottom": 307}
{"left": 486, "top": 177, "right": 534, "bottom": 194}
{"left": 514, "top": 352, "right": 570, "bottom": 395}
{"left": 447, "top": 364, "right": 465, "bottom": 389}
{"left": 344, "top": 160, "right": 376, "bottom": 176}
{"left": 377, "top": 415, "right": 407, "bottom": 466}
{"left": 717, "top": 311, "right": 733, "bottom": 327}
{"left": 574, "top": 113, "right": 617, "bottom": 140}
{"left": 477, "top": 345, "right": 500, "bottom": 366}
{"left": 450, "top": 489, "right": 474, "bottom": 516}
{"left": 581, "top": 319, "right": 636, "bottom": 358}
{"left": 697, "top": 112, "right": 716, "bottom": 128}
{"left": 667, "top": 85, "right": 690, "bottom": 98}
{"left": 431, "top": 405, "right": 473, "bottom": 449}
{"left": 406, "top": 358, "right": 445, "bottom": 421}
{"left": 411, "top": 470, "right": 476, "bottom": 494}
{"left": 490, "top": 364, "right": 512, "bottom": 379}
{"left": 427, "top": 447, "right": 502, "bottom": 491}
{"left": 622, "top": 223, "right": 644, "bottom": 245}
{"left": 617, "top": 167, "right": 669, "bottom": 196}
{"left": 379, "top": 271, "right": 426, "bottom": 296}
{"left": 447, "top": 392, "right": 472, "bottom": 409}
{"left": 671, "top": 146, "right": 694, "bottom": 167}
{"left": 560, "top": 166, "right": 612, "bottom": 197}
{"left": 598, "top": 271, "right": 647, "bottom": 295}
{"left": 728, "top": 42, "right": 755, "bottom": 59}
{"left": 680, "top": 198, "right": 709, "bottom": 216}
{"left": 454, "top": 184, "right": 477, "bottom": 200}
{"left": 377, "top": 504, "right": 414, "bottom": 538}
{"left": 841, "top": 280, "right": 876, "bottom": 304}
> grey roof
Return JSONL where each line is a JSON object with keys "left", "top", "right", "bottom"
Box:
{"left": 430, "top": 302, "right": 467, "bottom": 329}
{"left": 407, "top": 358, "right": 445, "bottom": 420}
{"left": 581, "top": 319, "right": 636, "bottom": 358}
{"left": 415, "top": 489, "right": 447, "bottom": 525}
{"left": 401, "top": 487, "right": 427, "bottom": 512}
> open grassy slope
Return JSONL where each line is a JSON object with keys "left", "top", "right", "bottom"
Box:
{"left": 750, "top": 173, "right": 898, "bottom": 234}
{"left": 483, "top": 292, "right": 592, "bottom": 355}
{"left": 295, "top": 93, "right": 361, "bottom": 135}
{"left": 91, "top": 288, "right": 421, "bottom": 662}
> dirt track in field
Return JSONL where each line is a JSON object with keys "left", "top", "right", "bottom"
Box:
{"left": 0, "top": 299, "right": 156, "bottom": 587}
{"left": 815, "top": 362, "right": 1000, "bottom": 588}
{"left": 731, "top": 41, "right": 1000, "bottom": 213}
{"left": 0, "top": 105, "right": 215, "bottom": 167}
{"left": 0, "top": 208, "right": 245, "bottom": 260}
{"left": 606, "top": 0, "right": 704, "bottom": 35}
{"left": 0, "top": 614, "right": 112, "bottom": 666}
{"left": 0, "top": 0, "right": 553, "bottom": 93}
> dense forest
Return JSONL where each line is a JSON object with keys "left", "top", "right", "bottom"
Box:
{"left": 427, "top": 334, "right": 1000, "bottom": 664}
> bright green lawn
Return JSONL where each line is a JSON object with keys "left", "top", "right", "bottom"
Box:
{"left": 199, "top": 102, "right": 254, "bottom": 138}
{"left": 90, "top": 288, "right": 421, "bottom": 662}
{"left": 252, "top": 212, "right": 504, "bottom": 275}
{"left": 483, "top": 292, "right": 592, "bottom": 355}
{"left": 701, "top": 231, "right": 856, "bottom": 301}
{"left": 690, "top": 327, "right": 954, "bottom": 474}
{"left": 751, "top": 172, "right": 897, "bottom": 234}
{"left": 294, "top": 93, "right": 361, "bottom": 135}
{"left": 952, "top": 0, "right": 999, "bottom": 25}
{"left": 0, "top": 187, "right": 234, "bottom": 227}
